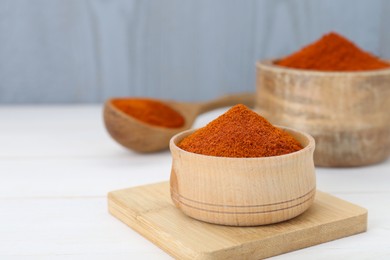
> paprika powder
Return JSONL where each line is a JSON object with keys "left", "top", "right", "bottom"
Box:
{"left": 112, "top": 98, "right": 185, "bottom": 128}
{"left": 276, "top": 32, "right": 390, "bottom": 71}
{"left": 178, "top": 104, "right": 302, "bottom": 157}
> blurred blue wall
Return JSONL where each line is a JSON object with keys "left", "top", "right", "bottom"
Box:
{"left": 1, "top": 0, "right": 389, "bottom": 104}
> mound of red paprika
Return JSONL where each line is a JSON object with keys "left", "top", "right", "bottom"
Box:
{"left": 112, "top": 98, "right": 185, "bottom": 128}
{"left": 178, "top": 104, "right": 302, "bottom": 158}
{"left": 276, "top": 32, "right": 390, "bottom": 71}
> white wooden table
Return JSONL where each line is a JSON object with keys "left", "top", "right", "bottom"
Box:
{"left": 1, "top": 105, "right": 389, "bottom": 259}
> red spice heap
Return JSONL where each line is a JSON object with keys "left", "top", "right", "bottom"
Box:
{"left": 276, "top": 32, "right": 390, "bottom": 71}
{"left": 178, "top": 104, "right": 302, "bottom": 157}
{"left": 112, "top": 98, "right": 185, "bottom": 128}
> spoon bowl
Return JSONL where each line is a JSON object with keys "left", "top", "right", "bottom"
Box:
{"left": 103, "top": 92, "right": 254, "bottom": 153}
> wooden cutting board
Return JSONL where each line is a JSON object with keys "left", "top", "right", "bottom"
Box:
{"left": 108, "top": 182, "right": 367, "bottom": 259}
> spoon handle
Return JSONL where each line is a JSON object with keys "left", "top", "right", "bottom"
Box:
{"left": 197, "top": 92, "right": 255, "bottom": 114}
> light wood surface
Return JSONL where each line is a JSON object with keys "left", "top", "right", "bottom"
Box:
{"left": 2, "top": 105, "right": 390, "bottom": 259}
{"left": 169, "top": 127, "right": 316, "bottom": 226}
{"left": 256, "top": 60, "right": 390, "bottom": 167}
{"left": 103, "top": 92, "right": 254, "bottom": 153}
{"left": 108, "top": 182, "right": 367, "bottom": 260}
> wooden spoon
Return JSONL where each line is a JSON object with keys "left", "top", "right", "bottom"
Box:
{"left": 103, "top": 92, "right": 255, "bottom": 153}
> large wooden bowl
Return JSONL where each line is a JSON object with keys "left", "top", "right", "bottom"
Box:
{"left": 169, "top": 127, "right": 316, "bottom": 226}
{"left": 256, "top": 60, "right": 390, "bottom": 167}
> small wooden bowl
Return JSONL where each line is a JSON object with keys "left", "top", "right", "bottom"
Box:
{"left": 256, "top": 60, "right": 390, "bottom": 167}
{"left": 169, "top": 127, "right": 316, "bottom": 226}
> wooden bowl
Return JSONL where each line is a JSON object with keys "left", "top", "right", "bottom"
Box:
{"left": 103, "top": 99, "right": 190, "bottom": 153}
{"left": 169, "top": 127, "right": 316, "bottom": 226}
{"left": 256, "top": 60, "right": 390, "bottom": 167}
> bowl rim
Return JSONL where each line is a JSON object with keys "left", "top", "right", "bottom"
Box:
{"left": 170, "top": 125, "right": 315, "bottom": 161}
{"left": 257, "top": 59, "right": 390, "bottom": 76}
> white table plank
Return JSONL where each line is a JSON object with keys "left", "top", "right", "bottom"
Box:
{"left": 1, "top": 158, "right": 389, "bottom": 198}
{"left": 0, "top": 198, "right": 170, "bottom": 259}
{"left": 1, "top": 105, "right": 389, "bottom": 259}
{"left": 0, "top": 156, "right": 171, "bottom": 198}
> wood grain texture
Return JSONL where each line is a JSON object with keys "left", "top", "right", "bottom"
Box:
{"left": 169, "top": 126, "right": 316, "bottom": 226}
{"left": 108, "top": 182, "right": 367, "bottom": 260}
{"left": 0, "top": 0, "right": 389, "bottom": 103}
{"left": 255, "top": 61, "right": 390, "bottom": 167}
